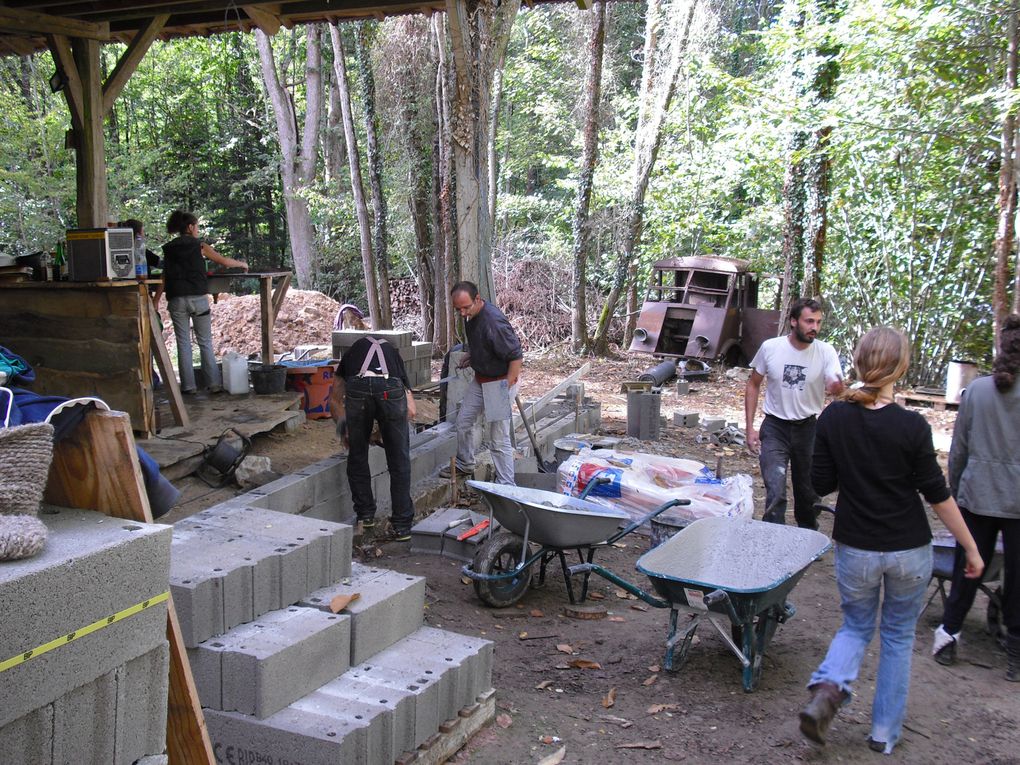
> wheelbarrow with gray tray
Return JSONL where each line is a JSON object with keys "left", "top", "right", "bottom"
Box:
{"left": 570, "top": 516, "right": 831, "bottom": 691}
{"left": 463, "top": 479, "right": 688, "bottom": 608}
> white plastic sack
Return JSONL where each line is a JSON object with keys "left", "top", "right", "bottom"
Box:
{"left": 557, "top": 448, "right": 753, "bottom": 525}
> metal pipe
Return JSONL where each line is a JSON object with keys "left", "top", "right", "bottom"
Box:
{"left": 637, "top": 359, "right": 677, "bottom": 384}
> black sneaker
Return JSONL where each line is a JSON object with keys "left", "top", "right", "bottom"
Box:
{"left": 357, "top": 517, "right": 376, "bottom": 529}
{"left": 390, "top": 528, "right": 412, "bottom": 542}
{"left": 867, "top": 738, "right": 886, "bottom": 753}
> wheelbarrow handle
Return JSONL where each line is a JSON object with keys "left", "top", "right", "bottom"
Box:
{"left": 605, "top": 498, "right": 690, "bottom": 546}
{"left": 568, "top": 563, "right": 671, "bottom": 609}
{"left": 578, "top": 469, "right": 614, "bottom": 501}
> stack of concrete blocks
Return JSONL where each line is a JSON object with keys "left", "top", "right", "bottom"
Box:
{"left": 517, "top": 388, "right": 603, "bottom": 465}
{"left": 208, "top": 422, "right": 456, "bottom": 530}
{"left": 170, "top": 502, "right": 494, "bottom": 765}
{"left": 0, "top": 507, "right": 173, "bottom": 764}
{"left": 331, "top": 329, "right": 433, "bottom": 389}
{"left": 626, "top": 390, "right": 662, "bottom": 440}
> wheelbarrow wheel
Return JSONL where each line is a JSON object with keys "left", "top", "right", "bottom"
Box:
{"left": 472, "top": 531, "right": 534, "bottom": 608}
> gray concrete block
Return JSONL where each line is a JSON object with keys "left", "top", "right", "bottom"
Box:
{"left": 367, "top": 639, "right": 460, "bottom": 723}
{"left": 246, "top": 473, "right": 314, "bottom": 515}
{"left": 187, "top": 641, "right": 224, "bottom": 711}
{"left": 53, "top": 668, "right": 117, "bottom": 765}
{"left": 349, "top": 662, "right": 443, "bottom": 749}
{"left": 316, "top": 676, "right": 415, "bottom": 756}
{"left": 291, "top": 688, "right": 393, "bottom": 764}
{"left": 116, "top": 642, "right": 170, "bottom": 765}
{"left": 0, "top": 704, "right": 53, "bottom": 765}
{"left": 217, "top": 607, "right": 351, "bottom": 719}
{"left": 302, "top": 498, "right": 356, "bottom": 526}
{"left": 300, "top": 563, "right": 425, "bottom": 666}
{"left": 673, "top": 410, "right": 700, "bottom": 428}
{"left": 0, "top": 508, "right": 171, "bottom": 730}
{"left": 407, "top": 627, "right": 494, "bottom": 706}
{"left": 205, "top": 706, "right": 368, "bottom": 765}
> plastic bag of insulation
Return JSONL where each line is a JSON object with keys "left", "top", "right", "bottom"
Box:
{"left": 557, "top": 449, "right": 753, "bottom": 525}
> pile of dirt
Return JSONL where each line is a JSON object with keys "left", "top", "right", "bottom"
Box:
{"left": 157, "top": 289, "right": 342, "bottom": 360}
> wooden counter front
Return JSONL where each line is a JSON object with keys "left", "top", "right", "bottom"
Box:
{"left": 0, "top": 280, "right": 158, "bottom": 435}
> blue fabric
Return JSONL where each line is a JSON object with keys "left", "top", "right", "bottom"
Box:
{"left": 809, "top": 542, "right": 932, "bottom": 753}
{"left": 0, "top": 345, "right": 34, "bottom": 385}
{"left": 2, "top": 380, "right": 179, "bottom": 519}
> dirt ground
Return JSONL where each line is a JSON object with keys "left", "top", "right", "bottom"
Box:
{"left": 169, "top": 352, "right": 1019, "bottom": 764}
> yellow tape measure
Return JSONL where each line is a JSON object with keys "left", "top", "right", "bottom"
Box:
{"left": 0, "top": 591, "right": 170, "bottom": 674}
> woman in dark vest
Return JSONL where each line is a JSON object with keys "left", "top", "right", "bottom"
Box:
{"left": 160, "top": 210, "right": 247, "bottom": 394}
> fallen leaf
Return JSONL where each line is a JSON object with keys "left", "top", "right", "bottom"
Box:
{"left": 608, "top": 616, "right": 625, "bottom": 623}
{"left": 555, "top": 663, "right": 571, "bottom": 670}
{"left": 646, "top": 703, "right": 680, "bottom": 715}
{"left": 519, "top": 632, "right": 529, "bottom": 639}
{"left": 496, "top": 713, "right": 512, "bottom": 729}
{"left": 537, "top": 746, "right": 566, "bottom": 765}
{"left": 647, "top": 664, "right": 660, "bottom": 673}
{"left": 630, "top": 604, "right": 649, "bottom": 612}
{"left": 614, "top": 589, "right": 636, "bottom": 600}
{"left": 461, "top": 576, "right": 472, "bottom": 585}
{"left": 569, "top": 659, "right": 602, "bottom": 670}
{"left": 494, "top": 624, "right": 504, "bottom": 630}
{"left": 588, "top": 592, "right": 605, "bottom": 600}
{"left": 534, "top": 680, "right": 554, "bottom": 690}
{"left": 530, "top": 609, "right": 544, "bottom": 617}
{"left": 539, "top": 735, "right": 560, "bottom": 745}
{"left": 642, "top": 674, "right": 657, "bottom": 686}
{"left": 556, "top": 643, "right": 574, "bottom": 655}
{"left": 601, "top": 688, "right": 617, "bottom": 708}
{"left": 328, "top": 593, "right": 360, "bottom": 613}
{"left": 599, "top": 714, "right": 633, "bottom": 728}
{"left": 611, "top": 542, "right": 627, "bottom": 548}
{"left": 373, "top": 547, "right": 383, "bottom": 558}
{"left": 615, "top": 740, "right": 662, "bottom": 750}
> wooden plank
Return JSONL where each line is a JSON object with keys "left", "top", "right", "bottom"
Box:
{"left": 24, "top": 368, "right": 148, "bottom": 429}
{"left": 260, "top": 274, "right": 274, "bottom": 363}
{"left": 102, "top": 14, "right": 169, "bottom": 114}
{"left": 513, "top": 362, "right": 590, "bottom": 433}
{"left": 46, "top": 34, "right": 84, "bottom": 132}
{"left": 147, "top": 294, "right": 189, "bottom": 428}
{"left": 44, "top": 410, "right": 215, "bottom": 765}
{"left": 0, "top": 6, "right": 110, "bottom": 40}
{"left": 242, "top": 4, "right": 282, "bottom": 35}
{"left": 270, "top": 271, "right": 292, "bottom": 323}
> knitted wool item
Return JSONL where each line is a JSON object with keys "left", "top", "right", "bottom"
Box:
{"left": 0, "top": 515, "right": 49, "bottom": 560}
{"left": 0, "top": 420, "right": 54, "bottom": 561}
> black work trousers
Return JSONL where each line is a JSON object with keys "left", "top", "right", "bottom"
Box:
{"left": 344, "top": 376, "right": 414, "bottom": 532}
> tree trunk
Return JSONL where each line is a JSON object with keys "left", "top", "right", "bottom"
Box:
{"left": 488, "top": 64, "right": 505, "bottom": 249}
{"left": 324, "top": 64, "right": 348, "bottom": 188}
{"left": 1000, "top": 0, "right": 1019, "bottom": 326}
{"left": 256, "top": 26, "right": 323, "bottom": 291}
{"left": 571, "top": 1, "right": 607, "bottom": 354}
{"left": 433, "top": 14, "right": 456, "bottom": 352}
{"left": 354, "top": 21, "right": 392, "bottom": 327}
{"left": 779, "top": 132, "right": 807, "bottom": 321}
{"left": 329, "top": 23, "right": 382, "bottom": 327}
{"left": 592, "top": 0, "right": 698, "bottom": 356}
{"left": 444, "top": 0, "right": 520, "bottom": 301}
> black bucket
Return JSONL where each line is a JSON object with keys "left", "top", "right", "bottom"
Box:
{"left": 250, "top": 364, "right": 286, "bottom": 394}
{"left": 649, "top": 514, "right": 691, "bottom": 549}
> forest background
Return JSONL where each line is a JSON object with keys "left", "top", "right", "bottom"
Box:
{"left": 1, "top": 0, "right": 1016, "bottom": 386}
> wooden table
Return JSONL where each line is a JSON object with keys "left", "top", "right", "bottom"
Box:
{"left": 206, "top": 270, "right": 292, "bottom": 364}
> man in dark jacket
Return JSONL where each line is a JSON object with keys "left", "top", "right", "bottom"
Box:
{"left": 331, "top": 335, "right": 417, "bottom": 541}
{"left": 440, "top": 281, "right": 523, "bottom": 485}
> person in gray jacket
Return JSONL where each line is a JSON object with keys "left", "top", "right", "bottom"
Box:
{"left": 933, "top": 314, "right": 1020, "bottom": 681}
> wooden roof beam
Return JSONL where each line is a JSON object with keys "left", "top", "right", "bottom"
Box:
{"left": 1, "top": 35, "right": 39, "bottom": 56}
{"left": 102, "top": 14, "right": 169, "bottom": 114}
{"left": 242, "top": 5, "right": 281, "bottom": 35}
{"left": 46, "top": 33, "right": 84, "bottom": 131}
{"left": 0, "top": 5, "right": 110, "bottom": 40}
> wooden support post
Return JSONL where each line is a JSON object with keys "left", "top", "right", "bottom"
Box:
{"left": 260, "top": 274, "right": 274, "bottom": 363}
{"left": 146, "top": 293, "right": 190, "bottom": 429}
{"left": 71, "top": 36, "right": 108, "bottom": 227}
{"left": 44, "top": 410, "right": 214, "bottom": 765}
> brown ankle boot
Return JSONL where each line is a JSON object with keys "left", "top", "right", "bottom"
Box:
{"left": 799, "top": 682, "right": 848, "bottom": 745}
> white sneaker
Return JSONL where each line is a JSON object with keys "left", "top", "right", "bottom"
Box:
{"left": 932, "top": 624, "right": 959, "bottom": 665}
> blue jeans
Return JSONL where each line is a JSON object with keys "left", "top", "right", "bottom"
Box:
{"left": 810, "top": 543, "right": 932, "bottom": 754}
{"left": 168, "top": 294, "right": 221, "bottom": 392}
{"left": 344, "top": 376, "right": 413, "bottom": 531}
{"left": 759, "top": 414, "right": 819, "bottom": 528}
{"left": 454, "top": 379, "right": 517, "bottom": 485}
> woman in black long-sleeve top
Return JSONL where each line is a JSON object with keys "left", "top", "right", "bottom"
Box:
{"left": 798, "top": 326, "right": 982, "bottom": 755}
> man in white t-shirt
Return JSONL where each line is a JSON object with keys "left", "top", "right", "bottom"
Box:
{"left": 744, "top": 298, "right": 843, "bottom": 529}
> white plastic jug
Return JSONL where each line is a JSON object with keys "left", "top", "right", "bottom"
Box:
{"left": 222, "top": 351, "right": 249, "bottom": 395}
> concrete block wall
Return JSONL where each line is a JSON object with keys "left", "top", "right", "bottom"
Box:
{"left": 0, "top": 508, "right": 172, "bottom": 763}
{"left": 331, "top": 330, "right": 433, "bottom": 388}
